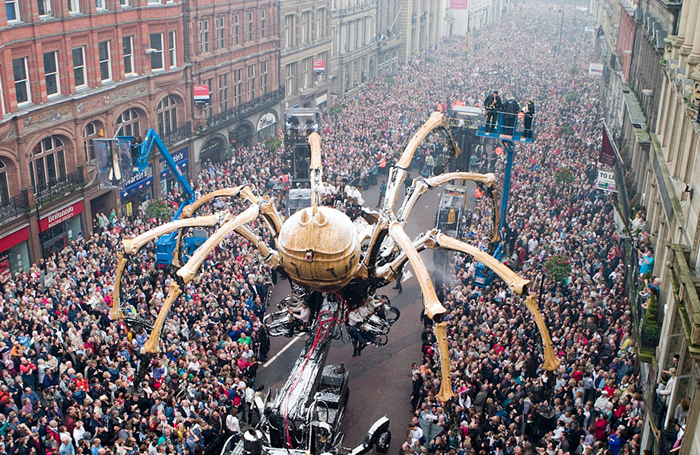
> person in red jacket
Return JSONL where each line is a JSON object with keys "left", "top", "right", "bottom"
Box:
{"left": 594, "top": 414, "right": 609, "bottom": 441}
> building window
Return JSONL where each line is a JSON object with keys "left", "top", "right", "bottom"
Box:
{"left": 247, "top": 66, "right": 255, "bottom": 100}
{"left": 119, "top": 0, "right": 129, "bottom": 7}
{"left": 67, "top": 0, "right": 79, "bottom": 12}
{"left": 149, "top": 33, "right": 164, "bottom": 71}
{"left": 301, "top": 12, "right": 310, "bottom": 45}
{"left": 246, "top": 10, "right": 253, "bottom": 42}
{"left": 0, "top": 71, "right": 5, "bottom": 116}
{"left": 72, "top": 47, "right": 86, "bottom": 89}
{"left": 29, "top": 136, "right": 67, "bottom": 189}
{"left": 12, "top": 57, "right": 30, "bottom": 105}
{"left": 98, "top": 41, "right": 112, "bottom": 82}
{"left": 37, "top": 0, "right": 51, "bottom": 16}
{"left": 117, "top": 108, "right": 141, "bottom": 137}
{"left": 148, "top": 0, "right": 159, "bottom": 4}
{"left": 284, "top": 15, "right": 293, "bottom": 49}
{"left": 215, "top": 16, "right": 225, "bottom": 49}
{"left": 83, "top": 121, "right": 99, "bottom": 161}
{"left": 95, "top": 0, "right": 104, "bottom": 9}
{"left": 233, "top": 69, "right": 242, "bottom": 106}
{"left": 260, "top": 61, "right": 268, "bottom": 95}
{"left": 43, "top": 52, "right": 60, "bottom": 97}
{"left": 123, "top": 36, "right": 135, "bottom": 75}
{"left": 218, "top": 74, "right": 228, "bottom": 112}
{"left": 157, "top": 96, "right": 178, "bottom": 136}
{"left": 168, "top": 31, "right": 176, "bottom": 68}
{"left": 260, "top": 9, "right": 266, "bottom": 39}
{"left": 0, "top": 160, "right": 9, "bottom": 205}
{"left": 286, "top": 64, "right": 294, "bottom": 96}
{"left": 199, "top": 19, "right": 210, "bottom": 53}
{"left": 302, "top": 58, "right": 309, "bottom": 89}
{"left": 232, "top": 13, "right": 240, "bottom": 46}
{"left": 5, "top": 0, "right": 19, "bottom": 21}
{"left": 317, "top": 9, "right": 325, "bottom": 40}
{"left": 204, "top": 79, "right": 213, "bottom": 118}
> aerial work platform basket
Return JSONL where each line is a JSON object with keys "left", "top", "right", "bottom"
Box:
{"left": 475, "top": 111, "right": 535, "bottom": 143}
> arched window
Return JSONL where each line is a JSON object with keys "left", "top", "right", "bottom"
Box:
{"left": 30, "top": 136, "right": 67, "bottom": 189}
{"left": 83, "top": 121, "right": 100, "bottom": 162}
{"left": 0, "top": 160, "right": 9, "bottom": 205}
{"left": 157, "top": 96, "right": 179, "bottom": 136}
{"left": 117, "top": 108, "right": 141, "bottom": 137}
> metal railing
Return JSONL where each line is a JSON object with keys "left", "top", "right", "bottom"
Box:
{"left": 0, "top": 191, "right": 30, "bottom": 227}
{"left": 162, "top": 122, "right": 192, "bottom": 147}
{"left": 34, "top": 169, "right": 85, "bottom": 208}
{"left": 200, "top": 87, "right": 285, "bottom": 135}
{"left": 651, "top": 390, "right": 668, "bottom": 431}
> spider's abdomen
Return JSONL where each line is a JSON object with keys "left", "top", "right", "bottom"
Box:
{"left": 277, "top": 206, "right": 360, "bottom": 292}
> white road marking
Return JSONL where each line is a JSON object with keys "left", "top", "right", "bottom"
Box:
{"left": 262, "top": 333, "right": 304, "bottom": 368}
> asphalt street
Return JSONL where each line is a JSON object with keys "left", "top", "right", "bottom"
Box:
{"left": 257, "top": 173, "right": 478, "bottom": 453}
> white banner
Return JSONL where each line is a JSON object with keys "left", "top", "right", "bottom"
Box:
{"left": 589, "top": 63, "right": 603, "bottom": 76}
{"left": 597, "top": 169, "right": 618, "bottom": 193}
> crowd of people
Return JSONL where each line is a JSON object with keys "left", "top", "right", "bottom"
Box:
{"left": 0, "top": 2, "right": 670, "bottom": 455}
{"left": 400, "top": 5, "right": 664, "bottom": 455}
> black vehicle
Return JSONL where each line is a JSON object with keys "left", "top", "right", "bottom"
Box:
{"left": 435, "top": 185, "right": 469, "bottom": 239}
{"left": 287, "top": 188, "right": 312, "bottom": 218}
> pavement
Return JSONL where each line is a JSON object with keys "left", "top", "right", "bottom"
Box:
{"left": 256, "top": 173, "right": 477, "bottom": 452}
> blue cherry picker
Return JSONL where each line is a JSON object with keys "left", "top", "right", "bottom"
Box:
{"left": 94, "top": 129, "right": 206, "bottom": 265}
{"left": 473, "top": 102, "right": 535, "bottom": 286}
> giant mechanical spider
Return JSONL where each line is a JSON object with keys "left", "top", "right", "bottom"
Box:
{"left": 110, "top": 112, "right": 559, "bottom": 404}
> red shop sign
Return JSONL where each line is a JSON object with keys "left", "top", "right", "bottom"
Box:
{"left": 40, "top": 200, "right": 83, "bottom": 232}
{"left": 0, "top": 226, "right": 29, "bottom": 253}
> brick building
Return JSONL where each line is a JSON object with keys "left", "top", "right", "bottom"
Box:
{"left": 0, "top": 0, "right": 282, "bottom": 274}
{"left": 188, "top": 0, "right": 283, "bottom": 167}
{"left": 280, "top": 0, "right": 332, "bottom": 108}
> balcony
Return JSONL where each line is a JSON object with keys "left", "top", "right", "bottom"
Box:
{"left": 198, "top": 87, "right": 285, "bottom": 135}
{"left": 162, "top": 122, "right": 192, "bottom": 148}
{"left": 34, "top": 169, "right": 85, "bottom": 209}
{"left": 0, "top": 191, "right": 30, "bottom": 228}
{"left": 668, "top": 244, "right": 700, "bottom": 359}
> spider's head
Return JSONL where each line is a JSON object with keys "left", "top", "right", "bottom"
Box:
{"left": 277, "top": 206, "right": 360, "bottom": 292}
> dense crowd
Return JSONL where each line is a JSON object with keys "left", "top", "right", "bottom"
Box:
{"left": 0, "top": 2, "right": 670, "bottom": 455}
{"left": 400, "top": 5, "right": 663, "bottom": 455}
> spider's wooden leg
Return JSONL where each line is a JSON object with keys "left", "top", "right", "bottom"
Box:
{"left": 110, "top": 215, "right": 222, "bottom": 321}
{"left": 426, "top": 231, "right": 559, "bottom": 372}
{"left": 382, "top": 112, "right": 458, "bottom": 213}
{"left": 141, "top": 205, "right": 266, "bottom": 356}
{"left": 110, "top": 252, "right": 128, "bottom": 321}
{"left": 308, "top": 132, "right": 323, "bottom": 213}
{"left": 397, "top": 172, "right": 501, "bottom": 244}
{"left": 177, "top": 204, "right": 261, "bottom": 283}
{"left": 176, "top": 186, "right": 284, "bottom": 261}
{"left": 387, "top": 222, "right": 454, "bottom": 403}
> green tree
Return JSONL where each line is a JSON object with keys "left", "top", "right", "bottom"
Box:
{"left": 145, "top": 199, "right": 172, "bottom": 222}
{"left": 329, "top": 105, "right": 343, "bottom": 116}
{"left": 553, "top": 167, "right": 575, "bottom": 185}
{"left": 564, "top": 91, "right": 578, "bottom": 104}
{"left": 265, "top": 136, "right": 282, "bottom": 153}
{"left": 544, "top": 255, "right": 572, "bottom": 284}
{"left": 559, "top": 123, "right": 575, "bottom": 136}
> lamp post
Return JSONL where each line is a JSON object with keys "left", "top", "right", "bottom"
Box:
{"left": 557, "top": 8, "right": 564, "bottom": 54}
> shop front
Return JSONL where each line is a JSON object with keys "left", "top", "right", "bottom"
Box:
{"left": 200, "top": 137, "right": 226, "bottom": 164}
{"left": 120, "top": 163, "right": 154, "bottom": 220}
{"left": 38, "top": 199, "right": 84, "bottom": 256}
{"left": 159, "top": 147, "right": 190, "bottom": 196}
{"left": 0, "top": 224, "right": 31, "bottom": 276}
